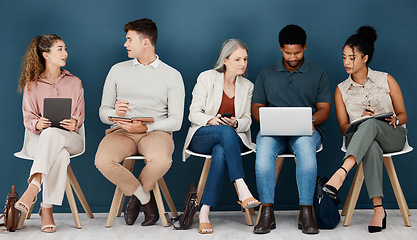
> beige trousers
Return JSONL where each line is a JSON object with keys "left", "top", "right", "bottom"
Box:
{"left": 27, "top": 127, "right": 83, "bottom": 205}
{"left": 95, "top": 128, "right": 174, "bottom": 196}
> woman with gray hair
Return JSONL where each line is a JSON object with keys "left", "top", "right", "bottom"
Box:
{"left": 183, "top": 39, "right": 259, "bottom": 234}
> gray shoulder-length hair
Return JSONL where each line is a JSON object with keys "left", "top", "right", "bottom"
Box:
{"left": 214, "top": 39, "right": 248, "bottom": 75}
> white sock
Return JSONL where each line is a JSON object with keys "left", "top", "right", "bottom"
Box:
{"left": 199, "top": 204, "right": 210, "bottom": 223}
{"left": 133, "top": 185, "right": 150, "bottom": 204}
{"left": 235, "top": 178, "right": 252, "bottom": 202}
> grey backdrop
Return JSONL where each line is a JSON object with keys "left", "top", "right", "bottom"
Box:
{"left": 1, "top": 0, "right": 416, "bottom": 213}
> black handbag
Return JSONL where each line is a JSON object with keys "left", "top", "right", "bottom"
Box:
{"left": 165, "top": 183, "right": 198, "bottom": 230}
{"left": 313, "top": 176, "right": 340, "bottom": 229}
{"left": 0, "top": 185, "right": 20, "bottom": 232}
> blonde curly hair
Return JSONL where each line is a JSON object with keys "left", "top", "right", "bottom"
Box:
{"left": 18, "top": 34, "right": 62, "bottom": 92}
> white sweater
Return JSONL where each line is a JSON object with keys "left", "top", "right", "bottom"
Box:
{"left": 99, "top": 59, "right": 185, "bottom": 132}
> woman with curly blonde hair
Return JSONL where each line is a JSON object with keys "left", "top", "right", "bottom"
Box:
{"left": 15, "top": 34, "right": 85, "bottom": 233}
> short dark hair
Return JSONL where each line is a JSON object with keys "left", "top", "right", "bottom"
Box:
{"left": 279, "top": 24, "right": 307, "bottom": 48}
{"left": 344, "top": 26, "right": 377, "bottom": 65}
{"left": 124, "top": 18, "right": 158, "bottom": 46}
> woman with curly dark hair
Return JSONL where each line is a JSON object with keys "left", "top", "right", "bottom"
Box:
{"left": 324, "top": 26, "right": 408, "bottom": 233}
{"left": 15, "top": 34, "right": 85, "bottom": 233}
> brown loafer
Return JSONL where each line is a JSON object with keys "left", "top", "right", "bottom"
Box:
{"left": 141, "top": 191, "right": 159, "bottom": 226}
{"left": 124, "top": 195, "right": 141, "bottom": 225}
{"left": 298, "top": 205, "right": 319, "bottom": 234}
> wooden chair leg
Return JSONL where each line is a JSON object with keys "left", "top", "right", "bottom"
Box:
{"left": 343, "top": 162, "right": 364, "bottom": 226}
{"left": 158, "top": 178, "right": 178, "bottom": 217}
{"left": 65, "top": 177, "right": 82, "bottom": 229}
{"left": 67, "top": 165, "right": 94, "bottom": 218}
{"left": 116, "top": 194, "right": 126, "bottom": 217}
{"left": 383, "top": 157, "right": 411, "bottom": 227}
{"left": 106, "top": 186, "right": 124, "bottom": 228}
{"left": 153, "top": 181, "right": 169, "bottom": 226}
{"left": 234, "top": 183, "right": 253, "bottom": 226}
{"left": 249, "top": 208, "right": 255, "bottom": 215}
{"left": 255, "top": 205, "right": 262, "bottom": 225}
{"left": 196, "top": 158, "right": 211, "bottom": 205}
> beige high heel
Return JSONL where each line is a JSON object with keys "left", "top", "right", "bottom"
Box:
{"left": 39, "top": 203, "right": 56, "bottom": 233}
{"left": 14, "top": 179, "right": 41, "bottom": 213}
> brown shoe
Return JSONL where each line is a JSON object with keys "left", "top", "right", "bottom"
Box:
{"left": 298, "top": 205, "right": 319, "bottom": 234}
{"left": 141, "top": 191, "right": 159, "bottom": 226}
{"left": 124, "top": 195, "right": 141, "bottom": 225}
{"left": 253, "top": 205, "right": 276, "bottom": 234}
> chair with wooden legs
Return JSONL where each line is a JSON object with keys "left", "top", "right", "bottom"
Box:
{"left": 340, "top": 136, "right": 413, "bottom": 227}
{"left": 14, "top": 124, "right": 94, "bottom": 229}
{"left": 105, "top": 155, "right": 178, "bottom": 227}
{"left": 184, "top": 149, "right": 256, "bottom": 226}
{"left": 255, "top": 145, "right": 323, "bottom": 225}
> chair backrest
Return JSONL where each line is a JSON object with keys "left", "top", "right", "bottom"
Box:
{"left": 14, "top": 124, "right": 86, "bottom": 160}
{"left": 341, "top": 135, "right": 413, "bottom": 157}
{"left": 185, "top": 148, "right": 254, "bottom": 159}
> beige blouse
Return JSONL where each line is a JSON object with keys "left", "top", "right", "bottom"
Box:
{"left": 338, "top": 68, "right": 394, "bottom": 122}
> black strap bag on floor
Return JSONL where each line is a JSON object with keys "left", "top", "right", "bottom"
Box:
{"left": 0, "top": 185, "right": 19, "bottom": 232}
{"left": 313, "top": 176, "right": 340, "bottom": 229}
{"left": 165, "top": 183, "right": 198, "bottom": 230}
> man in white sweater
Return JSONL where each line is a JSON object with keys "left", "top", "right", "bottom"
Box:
{"left": 95, "top": 18, "right": 185, "bottom": 226}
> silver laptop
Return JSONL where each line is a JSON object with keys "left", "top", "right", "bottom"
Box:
{"left": 260, "top": 107, "right": 312, "bottom": 136}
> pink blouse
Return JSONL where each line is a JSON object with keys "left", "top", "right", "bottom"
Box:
{"left": 22, "top": 69, "right": 85, "bottom": 134}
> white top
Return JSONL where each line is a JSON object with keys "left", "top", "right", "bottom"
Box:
{"left": 99, "top": 59, "right": 185, "bottom": 132}
{"left": 182, "top": 69, "right": 256, "bottom": 161}
{"left": 338, "top": 68, "right": 395, "bottom": 122}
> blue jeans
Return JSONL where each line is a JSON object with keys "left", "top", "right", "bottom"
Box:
{"left": 189, "top": 125, "right": 245, "bottom": 207}
{"left": 255, "top": 130, "right": 321, "bottom": 205}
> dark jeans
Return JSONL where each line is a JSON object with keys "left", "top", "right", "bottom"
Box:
{"left": 189, "top": 125, "right": 245, "bottom": 207}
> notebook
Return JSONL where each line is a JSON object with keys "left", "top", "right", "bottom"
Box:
{"left": 43, "top": 98, "right": 72, "bottom": 129}
{"left": 259, "top": 107, "right": 312, "bottom": 136}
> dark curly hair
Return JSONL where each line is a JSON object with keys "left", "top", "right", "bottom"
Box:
{"left": 344, "top": 26, "right": 377, "bottom": 65}
{"left": 279, "top": 24, "right": 307, "bottom": 48}
{"left": 18, "top": 34, "right": 62, "bottom": 92}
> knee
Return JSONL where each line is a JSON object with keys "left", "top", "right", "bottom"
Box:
{"left": 40, "top": 127, "right": 65, "bottom": 142}
{"left": 359, "top": 118, "right": 379, "bottom": 130}
{"left": 94, "top": 151, "right": 116, "bottom": 175}
{"left": 217, "top": 125, "right": 238, "bottom": 139}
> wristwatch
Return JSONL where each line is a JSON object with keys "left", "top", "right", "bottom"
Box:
{"left": 312, "top": 116, "right": 316, "bottom": 124}
{"left": 395, "top": 117, "right": 399, "bottom": 125}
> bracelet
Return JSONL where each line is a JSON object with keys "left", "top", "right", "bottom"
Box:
{"left": 234, "top": 120, "right": 239, "bottom": 129}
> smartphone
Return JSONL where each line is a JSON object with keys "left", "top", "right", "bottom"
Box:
{"left": 221, "top": 113, "right": 233, "bottom": 118}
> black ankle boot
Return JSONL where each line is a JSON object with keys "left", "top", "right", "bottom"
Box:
{"left": 253, "top": 205, "right": 276, "bottom": 234}
{"left": 298, "top": 205, "right": 319, "bottom": 234}
{"left": 141, "top": 191, "right": 159, "bottom": 226}
{"left": 368, "top": 205, "right": 387, "bottom": 233}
